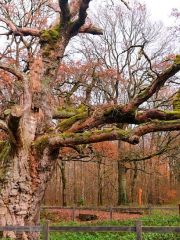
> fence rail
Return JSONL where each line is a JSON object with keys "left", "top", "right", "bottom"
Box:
{"left": 1, "top": 220, "right": 180, "bottom": 240}
{"left": 41, "top": 205, "right": 179, "bottom": 221}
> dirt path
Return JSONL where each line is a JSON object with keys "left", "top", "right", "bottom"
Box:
{"left": 42, "top": 209, "right": 142, "bottom": 223}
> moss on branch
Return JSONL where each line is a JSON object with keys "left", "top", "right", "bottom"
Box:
{"left": 174, "top": 54, "right": 180, "bottom": 65}
{"left": 173, "top": 89, "right": 180, "bottom": 111}
{"left": 56, "top": 112, "right": 88, "bottom": 132}
{"left": 40, "top": 24, "right": 61, "bottom": 44}
{"left": 0, "top": 140, "right": 11, "bottom": 168}
{"left": 33, "top": 137, "right": 49, "bottom": 156}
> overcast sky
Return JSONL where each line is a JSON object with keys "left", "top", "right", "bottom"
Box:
{"left": 138, "top": 0, "right": 179, "bottom": 24}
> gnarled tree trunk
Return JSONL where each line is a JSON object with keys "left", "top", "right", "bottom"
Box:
{"left": 0, "top": 108, "right": 58, "bottom": 239}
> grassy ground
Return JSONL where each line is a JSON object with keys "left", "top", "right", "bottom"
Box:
{"left": 40, "top": 210, "right": 180, "bottom": 240}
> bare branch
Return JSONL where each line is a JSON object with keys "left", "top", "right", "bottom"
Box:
{"left": 47, "top": 0, "right": 60, "bottom": 12}
{"left": 0, "top": 61, "right": 26, "bottom": 80}
{"left": 0, "top": 17, "right": 17, "bottom": 32}
{"left": 0, "top": 61, "right": 31, "bottom": 108}
{"left": 0, "top": 17, "right": 40, "bottom": 37}
{"left": 121, "top": 0, "right": 131, "bottom": 10}
{"left": 122, "top": 55, "right": 180, "bottom": 112}
{"left": 70, "top": 0, "right": 91, "bottom": 34}
{"left": 79, "top": 24, "right": 103, "bottom": 35}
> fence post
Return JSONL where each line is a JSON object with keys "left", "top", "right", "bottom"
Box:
{"left": 43, "top": 220, "right": 50, "bottom": 240}
{"left": 149, "top": 204, "right": 151, "bottom": 216}
{"left": 110, "top": 205, "right": 113, "bottom": 220}
{"left": 72, "top": 204, "right": 75, "bottom": 221}
{"left": 179, "top": 204, "right": 180, "bottom": 216}
{"left": 136, "top": 220, "right": 142, "bottom": 240}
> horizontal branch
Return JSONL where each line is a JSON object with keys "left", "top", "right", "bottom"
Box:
{"left": 0, "top": 61, "right": 27, "bottom": 81}
{"left": 46, "top": 119, "right": 180, "bottom": 151}
{"left": 0, "top": 17, "right": 40, "bottom": 37}
{"left": 136, "top": 109, "right": 180, "bottom": 123}
{"left": 54, "top": 103, "right": 180, "bottom": 134}
{"left": 53, "top": 105, "right": 87, "bottom": 119}
{"left": 79, "top": 25, "right": 103, "bottom": 35}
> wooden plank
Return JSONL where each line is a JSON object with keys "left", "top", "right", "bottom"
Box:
{"left": 0, "top": 226, "right": 42, "bottom": 231}
{"left": 151, "top": 207, "right": 178, "bottom": 210}
{"left": 113, "top": 207, "right": 148, "bottom": 210}
{"left": 42, "top": 206, "right": 178, "bottom": 211}
{"left": 136, "top": 220, "right": 142, "bottom": 240}
{"left": 42, "top": 206, "right": 110, "bottom": 211}
{"left": 75, "top": 207, "right": 109, "bottom": 210}
{"left": 110, "top": 205, "right": 113, "bottom": 220}
{"left": 42, "top": 206, "right": 72, "bottom": 210}
{"left": 143, "top": 226, "right": 180, "bottom": 233}
{"left": 43, "top": 220, "right": 50, "bottom": 240}
{"left": 49, "top": 226, "right": 136, "bottom": 232}
{"left": 72, "top": 204, "right": 75, "bottom": 221}
{"left": 149, "top": 205, "right": 151, "bottom": 216}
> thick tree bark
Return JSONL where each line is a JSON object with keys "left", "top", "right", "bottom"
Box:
{"left": 0, "top": 129, "right": 58, "bottom": 239}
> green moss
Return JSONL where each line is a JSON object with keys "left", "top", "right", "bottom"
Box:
{"left": 77, "top": 104, "right": 87, "bottom": 113}
{"left": 162, "top": 110, "right": 180, "bottom": 118}
{"left": 174, "top": 54, "right": 180, "bottom": 65}
{"left": 46, "top": 128, "right": 54, "bottom": 133}
{"left": 118, "top": 129, "right": 131, "bottom": 136}
{"left": 58, "top": 128, "right": 130, "bottom": 142}
{"left": 56, "top": 105, "right": 87, "bottom": 115}
{"left": 33, "top": 137, "right": 49, "bottom": 156}
{"left": 4, "top": 109, "right": 11, "bottom": 115}
{"left": 138, "top": 87, "right": 150, "bottom": 99}
{"left": 56, "top": 112, "right": 87, "bottom": 132}
{"left": 40, "top": 24, "right": 61, "bottom": 44}
{"left": 0, "top": 140, "right": 11, "bottom": 165}
{"left": 173, "top": 89, "right": 180, "bottom": 111}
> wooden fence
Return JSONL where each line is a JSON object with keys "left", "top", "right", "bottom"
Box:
{"left": 1, "top": 220, "right": 180, "bottom": 240}
{"left": 42, "top": 205, "right": 179, "bottom": 221}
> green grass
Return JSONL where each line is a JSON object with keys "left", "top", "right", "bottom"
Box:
{"left": 40, "top": 211, "right": 180, "bottom": 240}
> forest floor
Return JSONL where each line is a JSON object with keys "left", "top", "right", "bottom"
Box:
{"left": 41, "top": 209, "right": 142, "bottom": 223}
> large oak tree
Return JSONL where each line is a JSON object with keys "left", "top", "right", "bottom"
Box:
{"left": 0, "top": 0, "right": 180, "bottom": 239}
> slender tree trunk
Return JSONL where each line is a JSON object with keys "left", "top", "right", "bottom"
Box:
{"left": 131, "top": 161, "right": 138, "bottom": 203}
{"left": 60, "top": 160, "right": 67, "bottom": 207}
{"left": 97, "top": 159, "right": 103, "bottom": 206}
{"left": 117, "top": 159, "right": 127, "bottom": 205}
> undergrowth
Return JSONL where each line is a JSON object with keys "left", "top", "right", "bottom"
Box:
{"left": 40, "top": 210, "right": 180, "bottom": 240}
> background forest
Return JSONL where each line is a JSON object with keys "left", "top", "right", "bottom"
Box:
{"left": 43, "top": 0, "right": 180, "bottom": 207}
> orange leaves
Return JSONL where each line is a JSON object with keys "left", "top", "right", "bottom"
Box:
{"left": 93, "top": 141, "right": 118, "bottom": 160}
